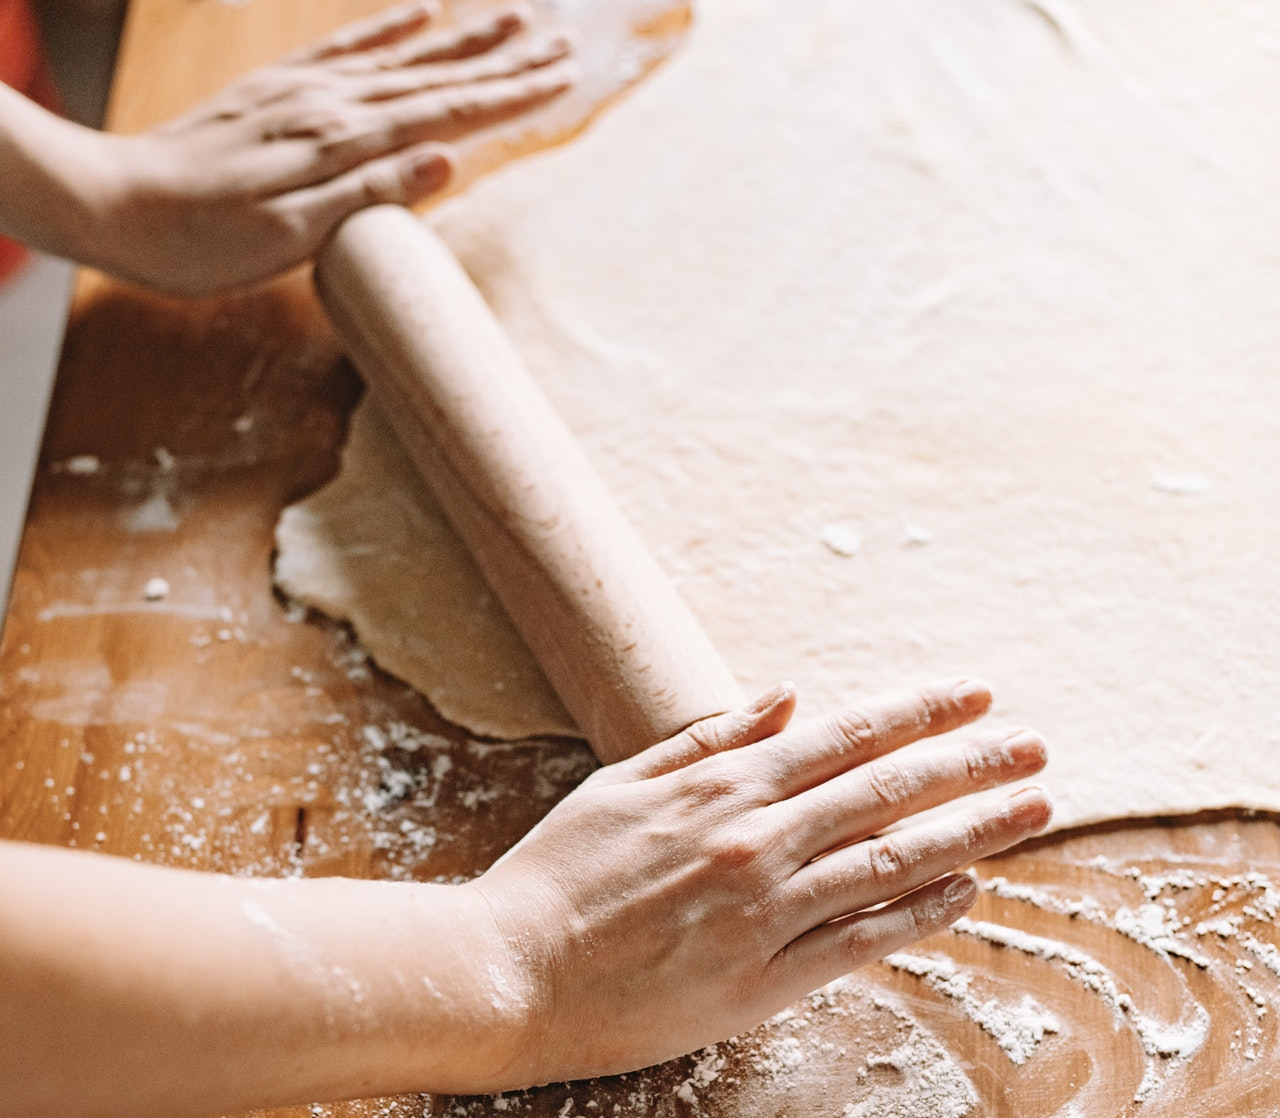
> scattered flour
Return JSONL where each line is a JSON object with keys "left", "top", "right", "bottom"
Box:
{"left": 123, "top": 490, "right": 180, "bottom": 533}
{"left": 844, "top": 1015, "right": 977, "bottom": 1118}
{"left": 749, "top": 1034, "right": 806, "bottom": 1083}
{"left": 952, "top": 917, "right": 1210, "bottom": 1103}
{"left": 58, "top": 454, "right": 101, "bottom": 476}
{"left": 901, "top": 522, "right": 933, "bottom": 547}
{"left": 885, "top": 952, "right": 1060, "bottom": 1064}
{"left": 673, "top": 1046, "right": 726, "bottom": 1104}
{"left": 1240, "top": 934, "right": 1280, "bottom": 980}
{"left": 1151, "top": 472, "right": 1212, "bottom": 496}
{"left": 983, "top": 877, "right": 1211, "bottom": 967}
{"left": 819, "top": 522, "right": 863, "bottom": 558}
{"left": 1112, "top": 904, "right": 1212, "bottom": 969}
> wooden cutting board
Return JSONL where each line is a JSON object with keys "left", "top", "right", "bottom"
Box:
{"left": 1, "top": 2, "right": 1276, "bottom": 1114}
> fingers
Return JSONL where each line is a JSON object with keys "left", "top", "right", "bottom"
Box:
{"left": 249, "top": 51, "right": 575, "bottom": 197}
{"left": 280, "top": 142, "right": 455, "bottom": 241}
{"left": 779, "top": 784, "right": 1051, "bottom": 939}
{"left": 377, "top": 58, "right": 578, "bottom": 144}
{"left": 355, "top": 31, "right": 574, "bottom": 103}
{"left": 760, "top": 678, "right": 993, "bottom": 799}
{"left": 209, "top": 5, "right": 576, "bottom": 202}
{"left": 620, "top": 683, "right": 798, "bottom": 782}
{"left": 769, "top": 874, "right": 978, "bottom": 1000}
{"left": 778, "top": 726, "right": 1047, "bottom": 857}
{"left": 285, "top": 1, "right": 442, "bottom": 64}
{"left": 372, "top": 7, "right": 533, "bottom": 69}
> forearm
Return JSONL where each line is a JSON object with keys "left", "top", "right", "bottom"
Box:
{"left": 0, "top": 83, "right": 116, "bottom": 265}
{"left": 0, "top": 841, "right": 525, "bottom": 1118}
{"left": 0, "top": 681, "right": 1049, "bottom": 1116}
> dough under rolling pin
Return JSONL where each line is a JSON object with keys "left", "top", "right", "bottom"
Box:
{"left": 315, "top": 205, "right": 744, "bottom": 764}
{"left": 313, "top": 0, "right": 746, "bottom": 762}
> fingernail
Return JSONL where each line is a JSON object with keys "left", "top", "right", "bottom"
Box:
{"left": 541, "top": 34, "right": 573, "bottom": 59}
{"left": 548, "top": 29, "right": 579, "bottom": 53}
{"left": 1004, "top": 729, "right": 1047, "bottom": 768}
{"left": 748, "top": 681, "right": 795, "bottom": 715}
{"left": 952, "top": 679, "right": 990, "bottom": 709}
{"left": 412, "top": 151, "right": 450, "bottom": 182}
{"left": 496, "top": 7, "right": 528, "bottom": 31}
{"left": 1007, "top": 783, "right": 1053, "bottom": 826}
{"left": 944, "top": 875, "right": 978, "bottom": 906}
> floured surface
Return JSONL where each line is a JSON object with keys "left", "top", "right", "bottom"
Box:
{"left": 276, "top": 0, "right": 1280, "bottom": 829}
{"left": 427, "top": 821, "right": 1280, "bottom": 1117}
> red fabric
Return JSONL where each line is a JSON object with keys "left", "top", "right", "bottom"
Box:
{"left": 0, "top": 0, "right": 60, "bottom": 285}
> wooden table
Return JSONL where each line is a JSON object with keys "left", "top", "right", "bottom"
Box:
{"left": 2, "top": 2, "right": 1277, "bottom": 1114}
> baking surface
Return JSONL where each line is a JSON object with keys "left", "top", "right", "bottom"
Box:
{"left": 1, "top": 2, "right": 1279, "bottom": 1116}
{"left": 276, "top": 0, "right": 1280, "bottom": 831}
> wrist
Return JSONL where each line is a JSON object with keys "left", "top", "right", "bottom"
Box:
{"left": 269, "top": 877, "right": 539, "bottom": 1099}
{"left": 376, "top": 879, "right": 540, "bottom": 1095}
{"left": 0, "top": 85, "right": 122, "bottom": 268}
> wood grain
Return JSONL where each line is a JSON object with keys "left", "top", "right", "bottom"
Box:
{"left": 2, "top": 2, "right": 1277, "bottom": 1116}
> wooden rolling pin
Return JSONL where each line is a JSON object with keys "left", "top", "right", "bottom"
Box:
{"left": 315, "top": 204, "right": 745, "bottom": 763}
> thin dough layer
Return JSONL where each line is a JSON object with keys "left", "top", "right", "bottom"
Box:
{"left": 277, "top": 0, "right": 1280, "bottom": 829}
{"left": 276, "top": 400, "right": 575, "bottom": 738}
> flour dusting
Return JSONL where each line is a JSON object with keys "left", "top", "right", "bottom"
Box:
{"left": 885, "top": 952, "right": 1060, "bottom": 1064}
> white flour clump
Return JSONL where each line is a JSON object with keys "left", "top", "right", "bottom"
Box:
{"left": 750, "top": 1034, "right": 806, "bottom": 1084}
{"left": 59, "top": 455, "right": 101, "bottom": 476}
{"left": 844, "top": 1011, "right": 977, "bottom": 1118}
{"left": 1151, "top": 472, "right": 1212, "bottom": 496}
{"left": 674, "top": 1046, "right": 727, "bottom": 1105}
{"left": 1240, "top": 934, "right": 1280, "bottom": 979}
{"left": 1112, "top": 903, "right": 1212, "bottom": 969}
{"left": 819, "top": 522, "right": 863, "bottom": 558}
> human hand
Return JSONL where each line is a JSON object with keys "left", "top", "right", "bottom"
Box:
{"left": 75, "top": 2, "right": 576, "bottom": 294}
{"left": 0, "top": 682, "right": 1048, "bottom": 1115}
{"left": 469, "top": 679, "right": 1050, "bottom": 1088}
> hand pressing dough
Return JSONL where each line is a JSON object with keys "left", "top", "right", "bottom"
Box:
{"left": 277, "top": 0, "right": 1280, "bottom": 830}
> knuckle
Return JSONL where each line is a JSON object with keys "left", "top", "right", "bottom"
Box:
{"left": 269, "top": 98, "right": 364, "bottom": 148}
{"left": 841, "top": 918, "right": 877, "bottom": 964}
{"left": 371, "top": 46, "right": 406, "bottom": 72}
{"left": 282, "top": 83, "right": 333, "bottom": 111}
{"left": 680, "top": 759, "right": 743, "bottom": 808}
{"left": 681, "top": 720, "right": 729, "bottom": 762}
{"left": 830, "top": 708, "right": 879, "bottom": 757}
{"left": 917, "top": 688, "right": 949, "bottom": 733}
{"left": 900, "top": 901, "right": 926, "bottom": 945}
{"left": 580, "top": 758, "right": 626, "bottom": 789}
{"left": 960, "top": 814, "right": 989, "bottom": 854}
{"left": 360, "top": 160, "right": 411, "bottom": 204}
{"left": 437, "top": 88, "right": 478, "bottom": 121}
{"left": 235, "top": 70, "right": 295, "bottom": 105}
{"left": 963, "top": 743, "right": 995, "bottom": 785}
{"left": 863, "top": 760, "right": 913, "bottom": 810}
{"left": 866, "top": 839, "right": 908, "bottom": 888}
{"left": 708, "top": 827, "right": 768, "bottom": 875}
{"left": 315, "top": 116, "right": 365, "bottom": 151}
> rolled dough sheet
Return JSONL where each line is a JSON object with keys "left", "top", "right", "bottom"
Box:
{"left": 276, "top": 0, "right": 1280, "bottom": 829}
{"left": 275, "top": 401, "right": 575, "bottom": 738}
